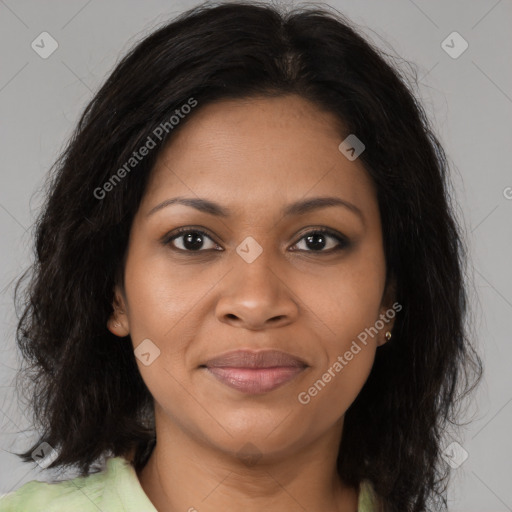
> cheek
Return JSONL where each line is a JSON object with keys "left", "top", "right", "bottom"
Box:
{"left": 123, "top": 245, "right": 198, "bottom": 343}
{"left": 290, "top": 250, "right": 383, "bottom": 411}
{"left": 293, "top": 250, "right": 385, "bottom": 344}
{"left": 122, "top": 251, "right": 196, "bottom": 421}
{"left": 121, "top": 238, "right": 236, "bottom": 396}
{"left": 295, "top": 344, "right": 375, "bottom": 439}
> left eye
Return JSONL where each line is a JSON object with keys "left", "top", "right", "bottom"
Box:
{"left": 292, "top": 229, "right": 349, "bottom": 253}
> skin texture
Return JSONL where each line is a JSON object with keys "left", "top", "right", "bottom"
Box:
{"left": 108, "top": 94, "right": 395, "bottom": 512}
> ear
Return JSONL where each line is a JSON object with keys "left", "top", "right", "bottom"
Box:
{"left": 107, "top": 284, "right": 130, "bottom": 337}
{"left": 377, "top": 274, "right": 398, "bottom": 347}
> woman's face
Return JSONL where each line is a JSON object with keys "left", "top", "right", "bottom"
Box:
{"left": 110, "top": 94, "right": 395, "bottom": 461}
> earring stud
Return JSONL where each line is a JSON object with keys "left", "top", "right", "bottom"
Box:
{"left": 385, "top": 331, "right": 392, "bottom": 340}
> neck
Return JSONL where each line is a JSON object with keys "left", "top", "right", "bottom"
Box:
{"left": 136, "top": 416, "right": 358, "bottom": 512}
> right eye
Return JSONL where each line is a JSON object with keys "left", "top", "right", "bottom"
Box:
{"left": 162, "top": 228, "right": 222, "bottom": 252}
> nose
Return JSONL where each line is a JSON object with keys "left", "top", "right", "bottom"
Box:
{"left": 215, "top": 259, "right": 299, "bottom": 331}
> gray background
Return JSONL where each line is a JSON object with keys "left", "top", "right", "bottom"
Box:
{"left": 0, "top": 0, "right": 511, "bottom": 510}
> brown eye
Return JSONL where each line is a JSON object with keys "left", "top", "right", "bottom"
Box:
{"left": 164, "top": 228, "right": 220, "bottom": 252}
{"left": 292, "top": 229, "right": 349, "bottom": 253}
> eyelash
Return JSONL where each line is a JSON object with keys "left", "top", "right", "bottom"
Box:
{"left": 162, "top": 226, "right": 350, "bottom": 254}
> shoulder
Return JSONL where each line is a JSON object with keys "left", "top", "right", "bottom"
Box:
{"left": 0, "top": 456, "right": 137, "bottom": 512}
{"left": 358, "top": 478, "right": 379, "bottom": 512}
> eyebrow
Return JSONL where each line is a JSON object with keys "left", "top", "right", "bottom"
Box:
{"left": 147, "top": 196, "right": 364, "bottom": 223}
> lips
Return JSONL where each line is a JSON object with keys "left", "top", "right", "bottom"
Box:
{"left": 203, "top": 349, "right": 307, "bottom": 369}
{"left": 201, "top": 349, "right": 308, "bottom": 394}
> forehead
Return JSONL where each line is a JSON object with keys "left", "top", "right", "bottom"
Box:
{"left": 141, "top": 94, "right": 378, "bottom": 219}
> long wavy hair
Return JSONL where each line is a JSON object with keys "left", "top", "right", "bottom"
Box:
{"left": 11, "top": 1, "right": 482, "bottom": 510}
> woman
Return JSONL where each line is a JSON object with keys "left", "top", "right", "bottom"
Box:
{"left": 1, "top": 1, "right": 482, "bottom": 511}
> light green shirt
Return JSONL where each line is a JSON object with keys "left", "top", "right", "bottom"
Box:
{"left": 0, "top": 456, "right": 377, "bottom": 511}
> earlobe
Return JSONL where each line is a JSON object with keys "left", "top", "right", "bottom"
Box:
{"left": 107, "top": 314, "right": 129, "bottom": 337}
{"left": 377, "top": 274, "right": 397, "bottom": 346}
{"left": 376, "top": 327, "right": 393, "bottom": 347}
{"left": 107, "top": 285, "right": 130, "bottom": 337}
{"left": 378, "top": 329, "right": 393, "bottom": 347}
